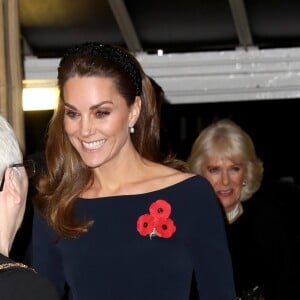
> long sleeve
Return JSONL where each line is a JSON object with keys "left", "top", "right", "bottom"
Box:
{"left": 175, "top": 176, "right": 236, "bottom": 299}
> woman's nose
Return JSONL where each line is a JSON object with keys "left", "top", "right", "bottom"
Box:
{"left": 221, "top": 172, "right": 230, "bottom": 185}
{"left": 80, "top": 118, "right": 95, "bottom": 136}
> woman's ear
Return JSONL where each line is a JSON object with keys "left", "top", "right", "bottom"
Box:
{"left": 129, "top": 96, "right": 141, "bottom": 126}
{"left": 5, "top": 168, "right": 21, "bottom": 203}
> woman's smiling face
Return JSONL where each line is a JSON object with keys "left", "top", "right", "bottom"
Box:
{"left": 63, "top": 76, "right": 139, "bottom": 168}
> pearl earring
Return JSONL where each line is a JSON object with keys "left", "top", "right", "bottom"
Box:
{"left": 242, "top": 181, "right": 246, "bottom": 187}
{"left": 129, "top": 126, "right": 135, "bottom": 134}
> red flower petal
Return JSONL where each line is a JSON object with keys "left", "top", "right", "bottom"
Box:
{"left": 136, "top": 214, "right": 155, "bottom": 236}
{"left": 155, "top": 218, "right": 176, "bottom": 238}
{"left": 149, "top": 199, "right": 171, "bottom": 219}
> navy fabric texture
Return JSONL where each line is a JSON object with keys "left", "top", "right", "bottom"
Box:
{"left": 32, "top": 175, "right": 236, "bottom": 300}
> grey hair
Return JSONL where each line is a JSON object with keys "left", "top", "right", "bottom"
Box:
{"left": 0, "top": 114, "right": 23, "bottom": 180}
{"left": 187, "top": 119, "right": 264, "bottom": 201}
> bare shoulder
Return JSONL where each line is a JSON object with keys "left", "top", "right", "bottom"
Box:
{"left": 161, "top": 166, "right": 195, "bottom": 185}
{"left": 137, "top": 163, "right": 195, "bottom": 193}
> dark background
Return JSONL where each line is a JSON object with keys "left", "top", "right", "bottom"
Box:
{"left": 24, "top": 98, "right": 299, "bottom": 184}
{"left": 162, "top": 99, "right": 299, "bottom": 183}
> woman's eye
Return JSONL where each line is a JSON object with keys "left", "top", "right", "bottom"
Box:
{"left": 208, "top": 167, "right": 219, "bottom": 174}
{"left": 95, "top": 110, "right": 110, "bottom": 118}
{"left": 231, "top": 166, "right": 241, "bottom": 172}
{"left": 65, "top": 110, "right": 79, "bottom": 118}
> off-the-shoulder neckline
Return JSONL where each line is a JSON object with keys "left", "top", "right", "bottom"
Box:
{"left": 78, "top": 175, "right": 201, "bottom": 200}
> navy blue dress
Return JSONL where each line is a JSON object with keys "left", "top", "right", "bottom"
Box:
{"left": 32, "top": 175, "right": 236, "bottom": 300}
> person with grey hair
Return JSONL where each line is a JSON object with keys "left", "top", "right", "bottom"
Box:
{"left": 188, "top": 118, "right": 263, "bottom": 223}
{"left": 188, "top": 118, "right": 299, "bottom": 300}
{"left": 0, "top": 114, "right": 59, "bottom": 300}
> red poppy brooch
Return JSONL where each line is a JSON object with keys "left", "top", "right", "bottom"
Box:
{"left": 137, "top": 199, "right": 176, "bottom": 239}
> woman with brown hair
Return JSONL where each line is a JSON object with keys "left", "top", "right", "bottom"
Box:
{"left": 32, "top": 42, "right": 235, "bottom": 300}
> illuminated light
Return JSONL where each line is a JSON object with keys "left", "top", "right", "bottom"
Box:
{"left": 22, "top": 80, "right": 59, "bottom": 111}
{"left": 157, "top": 49, "right": 164, "bottom": 56}
{"left": 22, "top": 87, "right": 59, "bottom": 111}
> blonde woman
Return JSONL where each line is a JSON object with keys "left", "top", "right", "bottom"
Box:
{"left": 188, "top": 118, "right": 298, "bottom": 300}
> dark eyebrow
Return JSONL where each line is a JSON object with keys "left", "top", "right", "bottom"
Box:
{"left": 64, "top": 101, "right": 113, "bottom": 111}
{"left": 206, "top": 165, "right": 219, "bottom": 169}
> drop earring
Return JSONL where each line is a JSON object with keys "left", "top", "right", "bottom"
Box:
{"left": 129, "top": 126, "right": 135, "bottom": 134}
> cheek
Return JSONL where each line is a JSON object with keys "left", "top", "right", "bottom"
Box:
{"left": 232, "top": 173, "right": 245, "bottom": 186}
{"left": 107, "top": 114, "right": 130, "bottom": 135}
{"left": 231, "top": 175, "right": 244, "bottom": 195}
{"left": 64, "top": 119, "right": 77, "bottom": 135}
{"left": 204, "top": 173, "right": 218, "bottom": 189}
{"left": 209, "top": 180, "right": 219, "bottom": 191}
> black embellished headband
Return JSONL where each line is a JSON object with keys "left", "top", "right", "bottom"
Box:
{"left": 59, "top": 42, "right": 142, "bottom": 96}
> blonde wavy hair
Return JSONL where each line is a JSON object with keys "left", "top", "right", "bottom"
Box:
{"left": 187, "top": 119, "right": 263, "bottom": 201}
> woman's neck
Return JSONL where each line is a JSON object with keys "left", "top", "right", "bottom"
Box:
{"left": 226, "top": 202, "right": 243, "bottom": 224}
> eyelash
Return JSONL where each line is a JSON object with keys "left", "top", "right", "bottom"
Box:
{"left": 65, "top": 110, "right": 79, "bottom": 118}
{"left": 208, "top": 167, "right": 218, "bottom": 173}
{"left": 64, "top": 109, "right": 111, "bottom": 119}
{"left": 95, "top": 110, "right": 110, "bottom": 118}
{"left": 208, "top": 166, "right": 241, "bottom": 173}
{"left": 232, "top": 166, "right": 241, "bottom": 172}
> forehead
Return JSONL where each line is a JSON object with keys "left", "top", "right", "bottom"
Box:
{"left": 63, "top": 76, "right": 126, "bottom": 108}
{"left": 205, "top": 155, "right": 242, "bottom": 166}
{"left": 64, "top": 76, "right": 116, "bottom": 94}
